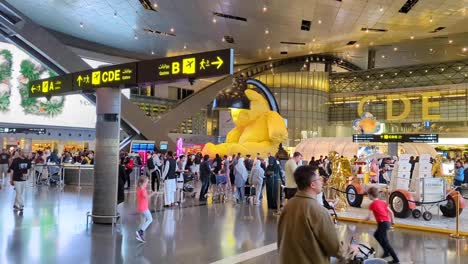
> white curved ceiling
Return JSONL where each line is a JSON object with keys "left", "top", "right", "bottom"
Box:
{"left": 7, "top": 0, "right": 468, "bottom": 69}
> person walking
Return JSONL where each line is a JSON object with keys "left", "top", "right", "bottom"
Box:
{"left": 364, "top": 187, "right": 400, "bottom": 263}
{"left": 0, "top": 148, "right": 10, "bottom": 186}
{"left": 265, "top": 155, "right": 281, "bottom": 209}
{"left": 9, "top": 150, "right": 31, "bottom": 211}
{"left": 124, "top": 155, "right": 134, "bottom": 189}
{"left": 249, "top": 160, "right": 264, "bottom": 205}
{"left": 135, "top": 177, "right": 157, "bottom": 243}
{"left": 284, "top": 152, "right": 302, "bottom": 205}
{"left": 199, "top": 155, "right": 211, "bottom": 202}
{"left": 162, "top": 151, "right": 177, "bottom": 207}
{"left": 176, "top": 155, "right": 188, "bottom": 204}
{"left": 278, "top": 165, "right": 354, "bottom": 264}
{"left": 234, "top": 157, "right": 248, "bottom": 203}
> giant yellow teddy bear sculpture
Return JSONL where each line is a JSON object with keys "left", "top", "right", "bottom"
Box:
{"left": 203, "top": 89, "right": 288, "bottom": 157}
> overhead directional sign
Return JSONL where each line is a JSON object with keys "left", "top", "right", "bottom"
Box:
{"left": 28, "top": 49, "right": 234, "bottom": 98}
{"left": 28, "top": 75, "right": 73, "bottom": 98}
{"left": 73, "top": 63, "right": 137, "bottom": 90}
{"left": 138, "top": 49, "right": 234, "bottom": 83}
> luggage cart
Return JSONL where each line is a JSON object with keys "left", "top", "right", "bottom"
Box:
{"left": 213, "top": 175, "right": 228, "bottom": 203}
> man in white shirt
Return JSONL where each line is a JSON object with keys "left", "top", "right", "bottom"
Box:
{"left": 162, "top": 151, "right": 177, "bottom": 207}
{"left": 284, "top": 152, "right": 302, "bottom": 204}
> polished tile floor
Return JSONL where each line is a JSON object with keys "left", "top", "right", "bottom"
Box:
{"left": 0, "top": 178, "right": 467, "bottom": 264}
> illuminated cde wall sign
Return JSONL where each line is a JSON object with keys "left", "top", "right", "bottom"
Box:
{"left": 137, "top": 49, "right": 233, "bottom": 82}
{"left": 357, "top": 92, "right": 441, "bottom": 121}
{"left": 28, "top": 49, "right": 234, "bottom": 98}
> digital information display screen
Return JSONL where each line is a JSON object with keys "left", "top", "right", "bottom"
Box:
{"left": 352, "top": 134, "right": 438, "bottom": 143}
{"left": 0, "top": 127, "right": 46, "bottom": 134}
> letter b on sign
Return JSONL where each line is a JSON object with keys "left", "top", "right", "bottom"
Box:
{"left": 172, "top": 62, "right": 180, "bottom": 74}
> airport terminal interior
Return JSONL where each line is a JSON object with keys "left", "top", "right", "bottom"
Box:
{"left": 1, "top": 0, "right": 468, "bottom": 263}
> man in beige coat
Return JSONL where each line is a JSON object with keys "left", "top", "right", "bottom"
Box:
{"left": 278, "top": 165, "right": 352, "bottom": 264}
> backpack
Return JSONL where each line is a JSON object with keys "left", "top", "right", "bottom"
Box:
{"left": 125, "top": 159, "right": 134, "bottom": 170}
{"left": 147, "top": 157, "right": 155, "bottom": 170}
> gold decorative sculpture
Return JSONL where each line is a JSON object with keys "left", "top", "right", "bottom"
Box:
{"left": 432, "top": 154, "right": 443, "bottom": 177}
{"left": 327, "top": 151, "right": 352, "bottom": 211}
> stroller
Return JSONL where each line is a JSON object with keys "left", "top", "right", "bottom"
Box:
{"left": 347, "top": 237, "right": 377, "bottom": 264}
{"left": 183, "top": 173, "right": 196, "bottom": 198}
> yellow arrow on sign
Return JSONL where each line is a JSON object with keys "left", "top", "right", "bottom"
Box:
{"left": 211, "top": 56, "right": 224, "bottom": 69}
{"left": 77, "top": 75, "right": 83, "bottom": 86}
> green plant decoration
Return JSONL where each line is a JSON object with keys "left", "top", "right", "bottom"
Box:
{"left": 0, "top": 49, "right": 13, "bottom": 112}
{"left": 18, "top": 59, "right": 65, "bottom": 116}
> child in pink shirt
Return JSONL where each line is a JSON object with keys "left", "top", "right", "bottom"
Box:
{"left": 136, "top": 176, "right": 157, "bottom": 243}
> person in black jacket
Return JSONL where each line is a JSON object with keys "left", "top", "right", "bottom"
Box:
{"left": 199, "top": 155, "right": 211, "bottom": 202}
{"left": 117, "top": 164, "right": 126, "bottom": 205}
{"left": 213, "top": 154, "right": 222, "bottom": 174}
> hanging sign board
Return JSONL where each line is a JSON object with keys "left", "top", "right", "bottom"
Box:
{"left": 28, "top": 75, "right": 73, "bottom": 98}
{"left": 352, "top": 134, "right": 438, "bottom": 143}
{"left": 28, "top": 49, "right": 234, "bottom": 97}
{"left": 72, "top": 63, "right": 137, "bottom": 90}
{"left": 137, "top": 49, "right": 234, "bottom": 83}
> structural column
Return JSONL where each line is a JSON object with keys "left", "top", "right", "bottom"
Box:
{"left": 92, "top": 87, "right": 121, "bottom": 223}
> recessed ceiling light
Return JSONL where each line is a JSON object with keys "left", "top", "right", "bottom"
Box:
{"left": 80, "top": 22, "right": 84, "bottom": 28}
{"left": 312, "top": 38, "right": 316, "bottom": 42}
{"left": 379, "top": 6, "right": 384, "bottom": 12}
{"left": 394, "top": 47, "right": 398, "bottom": 51}
{"left": 318, "top": 19, "right": 322, "bottom": 24}
{"left": 381, "top": 55, "right": 386, "bottom": 58}
{"left": 170, "top": 27, "right": 174, "bottom": 32}
{"left": 212, "top": 17, "right": 217, "bottom": 23}
{"left": 380, "top": 74, "right": 383, "bottom": 77}
{"left": 263, "top": 5, "right": 267, "bottom": 12}
{"left": 429, "top": 48, "right": 433, "bottom": 52}
{"left": 410, "top": 36, "right": 414, "bottom": 40}
{"left": 425, "top": 69, "right": 428, "bottom": 72}
{"left": 429, "top": 16, "right": 433, "bottom": 23}
{"left": 409, "top": 71, "right": 412, "bottom": 74}
{"left": 265, "top": 28, "right": 269, "bottom": 34}
{"left": 463, "top": 47, "right": 467, "bottom": 52}
{"left": 449, "top": 40, "right": 453, "bottom": 44}
{"left": 267, "top": 45, "right": 270, "bottom": 49}
{"left": 268, "top": 56, "right": 272, "bottom": 60}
